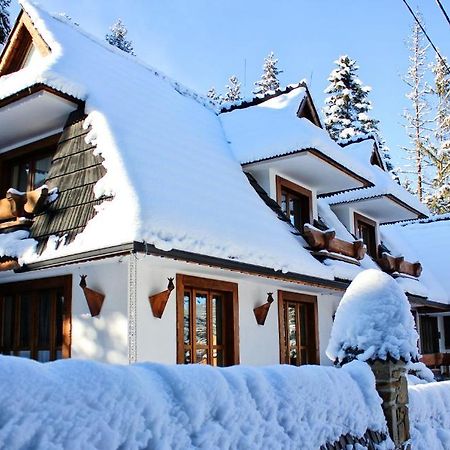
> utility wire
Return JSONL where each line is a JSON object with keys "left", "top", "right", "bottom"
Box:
{"left": 401, "top": 0, "right": 450, "bottom": 74}
{"left": 435, "top": 0, "right": 450, "bottom": 28}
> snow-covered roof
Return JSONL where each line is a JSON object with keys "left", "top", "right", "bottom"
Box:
{"left": 0, "top": 2, "right": 333, "bottom": 279}
{"left": 219, "top": 87, "right": 374, "bottom": 182}
{"left": 340, "top": 137, "right": 386, "bottom": 171}
{"left": 381, "top": 216, "right": 450, "bottom": 304}
{"left": 323, "top": 141, "right": 429, "bottom": 218}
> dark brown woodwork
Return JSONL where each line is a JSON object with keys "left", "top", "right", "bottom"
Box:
{"left": 79, "top": 275, "right": 105, "bottom": 317}
{"left": 303, "top": 224, "right": 366, "bottom": 260}
{"left": 0, "top": 257, "right": 20, "bottom": 272}
{"left": 0, "top": 275, "right": 72, "bottom": 360}
{"left": 377, "top": 252, "right": 422, "bottom": 278}
{"left": 278, "top": 290, "right": 319, "bottom": 365}
{"left": 149, "top": 277, "right": 175, "bottom": 319}
{"left": 0, "top": 10, "right": 51, "bottom": 76}
{"left": 276, "top": 176, "right": 313, "bottom": 230}
{"left": 253, "top": 292, "right": 274, "bottom": 326}
{"left": 176, "top": 274, "right": 239, "bottom": 366}
{"left": 354, "top": 212, "right": 378, "bottom": 258}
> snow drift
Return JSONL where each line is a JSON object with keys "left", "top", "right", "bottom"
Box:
{"left": 0, "top": 356, "right": 391, "bottom": 449}
{"left": 409, "top": 380, "right": 450, "bottom": 449}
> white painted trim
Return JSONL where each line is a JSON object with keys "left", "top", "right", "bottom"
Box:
{"left": 128, "top": 253, "right": 138, "bottom": 363}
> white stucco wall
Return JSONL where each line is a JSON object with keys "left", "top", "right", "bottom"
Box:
{"left": 134, "top": 255, "right": 342, "bottom": 366}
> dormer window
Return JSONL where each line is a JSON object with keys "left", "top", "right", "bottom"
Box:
{"left": 276, "top": 176, "right": 312, "bottom": 232}
{"left": 354, "top": 212, "right": 377, "bottom": 258}
{"left": 1, "top": 135, "right": 57, "bottom": 196}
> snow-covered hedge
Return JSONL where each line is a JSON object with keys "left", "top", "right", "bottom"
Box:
{"left": 0, "top": 356, "right": 391, "bottom": 449}
{"left": 327, "top": 269, "right": 419, "bottom": 364}
{"left": 409, "top": 380, "right": 450, "bottom": 449}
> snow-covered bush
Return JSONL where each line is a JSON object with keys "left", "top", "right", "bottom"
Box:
{"left": 0, "top": 356, "right": 391, "bottom": 449}
{"left": 326, "top": 269, "right": 419, "bottom": 364}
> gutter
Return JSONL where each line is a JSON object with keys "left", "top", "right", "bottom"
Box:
{"left": 16, "top": 241, "right": 349, "bottom": 292}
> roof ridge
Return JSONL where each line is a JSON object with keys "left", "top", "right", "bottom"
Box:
{"left": 219, "top": 82, "right": 307, "bottom": 113}
{"left": 20, "top": 0, "right": 217, "bottom": 113}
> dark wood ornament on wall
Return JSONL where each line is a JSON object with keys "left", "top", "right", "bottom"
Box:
{"left": 79, "top": 275, "right": 105, "bottom": 317}
{"left": 253, "top": 292, "right": 274, "bottom": 325}
{"left": 149, "top": 277, "right": 175, "bottom": 319}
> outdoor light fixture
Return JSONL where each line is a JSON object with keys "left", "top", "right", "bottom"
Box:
{"left": 79, "top": 275, "right": 105, "bottom": 317}
{"left": 253, "top": 292, "right": 274, "bottom": 326}
{"left": 149, "top": 277, "right": 175, "bottom": 319}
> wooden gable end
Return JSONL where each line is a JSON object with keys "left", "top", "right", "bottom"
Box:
{"left": 0, "top": 10, "right": 51, "bottom": 76}
{"left": 296, "top": 89, "right": 322, "bottom": 128}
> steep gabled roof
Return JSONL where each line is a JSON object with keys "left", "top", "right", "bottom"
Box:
{"left": 0, "top": 2, "right": 332, "bottom": 279}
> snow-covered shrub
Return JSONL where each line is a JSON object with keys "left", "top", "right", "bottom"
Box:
{"left": 326, "top": 269, "right": 419, "bottom": 365}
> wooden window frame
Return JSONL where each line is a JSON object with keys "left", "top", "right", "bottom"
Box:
{"left": 0, "top": 134, "right": 59, "bottom": 196}
{"left": 443, "top": 316, "right": 450, "bottom": 350}
{"left": 0, "top": 275, "right": 72, "bottom": 360}
{"left": 354, "top": 212, "right": 378, "bottom": 258}
{"left": 278, "top": 290, "right": 319, "bottom": 365}
{"left": 276, "top": 175, "right": 313, "bottom": 231}
{"left": 176, "top": 274, "right": 239, "bottom": 366}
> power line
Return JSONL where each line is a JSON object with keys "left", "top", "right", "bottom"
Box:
{"left": 401, "top": 0, "right": 450, "bottom": 74}
{"left": 435, "top": 0, "right": 450, "bottom": 28}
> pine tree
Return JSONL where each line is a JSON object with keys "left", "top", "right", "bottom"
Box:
{"left": 207, "top": 87, "right": 222, "bottom": 105}
{"left": 105, "top": 19, "right": 135, "bottom": 55}
{"left": 0, "top": 0, "right": 11, "bottom": 45}
{"left": 253, "top": 51, "right": 283, "bottom": 95}
{"left": 223, "top": 76, "right": 242, "bottom": 102}
{"left": 424, "top": 54, "right": 450, "bottom": 213}
{"left": 323, "top": 55, "right": 378, "bottom": 141}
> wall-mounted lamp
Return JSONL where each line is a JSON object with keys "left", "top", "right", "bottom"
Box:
{"left": 79, "top": 275, "right": 105, "bottom": 317}
{"left": 253, "top": 292, "right": 274, "bottom": 326}
{"left": 149, "top": 277, "right": 175, "bottom": 319}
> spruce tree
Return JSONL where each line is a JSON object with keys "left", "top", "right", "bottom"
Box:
{"left": 223, "top": 76, "right": 242, "bottom": 102}
{"left": 0, "top": 0, "right": 11, "bottom": 45}
{"left": 401, "top": 19, "right": 432, "bottom": 201}
{"left": 323, "top": 55, "right": 378, "bottom": 141}
{"left": 105, "top": 19, "right": 135, "bottom": 55}
{"left": 253, "top": 51, "right": 283, "bottom": 95}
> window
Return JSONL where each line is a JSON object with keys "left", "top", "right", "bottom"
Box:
{"left": 354, "top": 212, "right": 377, "bottom": 258}
{"left": 444, "top": 316, "right": 450, "bottom": 349}
{"left": 276, "top": 176, "right": 312, "bottom": 232}
{"left": 0, "top": 276, "right": 71, "bottom": 362}
{"left": 278, "top": 291, "right": 319, "bottom": 366}
{"left": 1, "top": 134, "right": 57, "bottom": 196}
{"left": 176, "top": 274, "right": 239, "bottom": 366}
{"left": 419, "top": 315, "right": 440, "bottom": 354}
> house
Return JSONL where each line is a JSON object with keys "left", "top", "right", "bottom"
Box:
{"left": 0, "top": 2, "right": 448, "bottom": 370}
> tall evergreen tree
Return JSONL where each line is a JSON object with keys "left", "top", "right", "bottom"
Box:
{"left": 0, "top": 0, "right": 11, "bottom": 45}
{"left": 105, "top": 19, "right": 135, "bottom": 55}
{"left": 223, "top": 76, "right": 242, "bottom": 102}
{"left": 253, "top": 51, "right": 283, "bottom": 95}
{"left": 424, "top": 54, "right": 450, "bottom": 213}
{"left": 323, "top": 55, "right": 378, "bottom": 141}
{"left": 401, "top": 19, "right": 432, "bottom": 202}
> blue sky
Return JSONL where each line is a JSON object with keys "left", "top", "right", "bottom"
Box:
{"left": 9, "top": 1, "right": 450, "bottom": 169}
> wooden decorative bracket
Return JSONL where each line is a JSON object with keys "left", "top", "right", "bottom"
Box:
{"left": 149, "top": 278, "right": 175, "bottom": 319}
{"left": 377, "top": 252, "right": 422, "bottom": 278}
{"left": 253, "top": 292, "right": 274, "bottom": 326}
{"left": 303, "top": 224, "right": 366, "bottom": 260}
{"left": 79, "top": 275, "right": 105, "bottom": 317}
